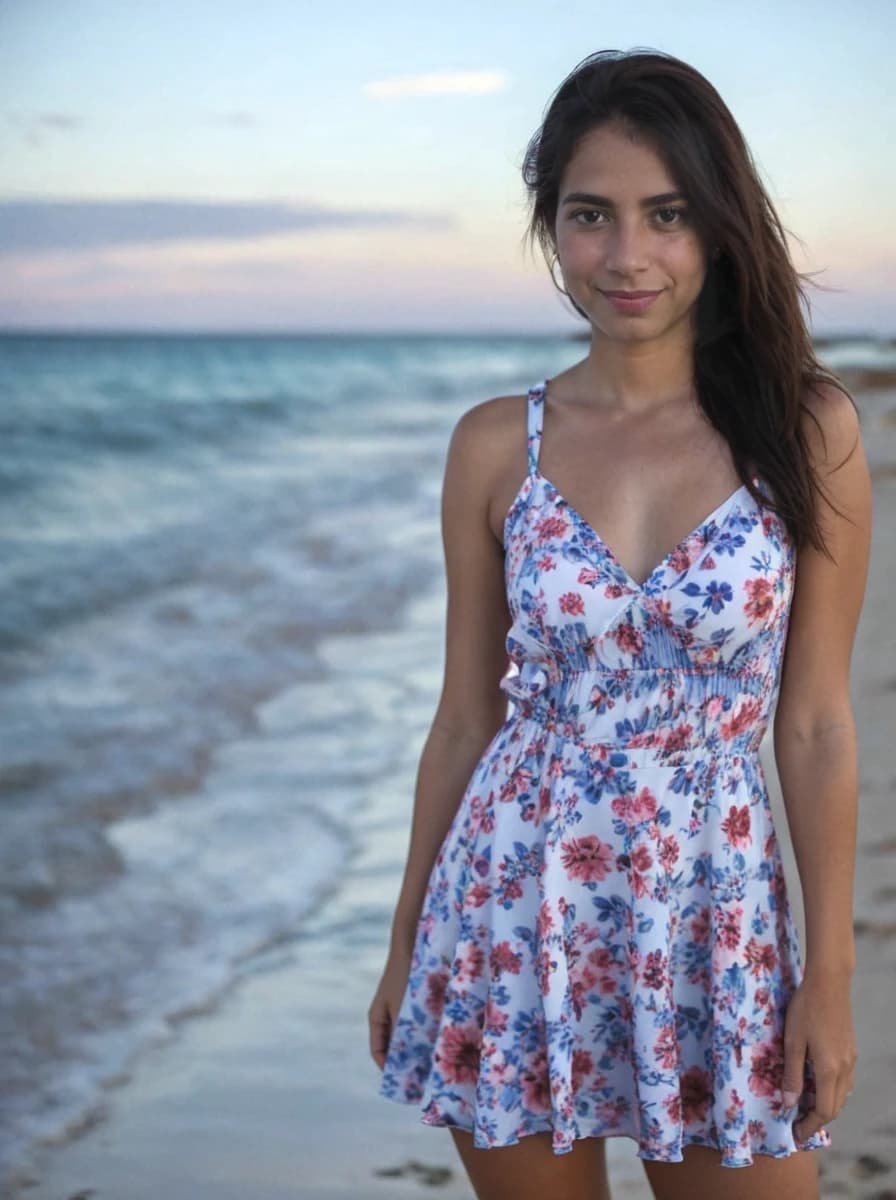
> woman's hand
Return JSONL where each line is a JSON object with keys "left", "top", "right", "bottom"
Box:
{"left": 368, "top": 943, "right": 414, "bottom": 1071}
{"left": 781, "top": 968, "right": 858, "bottom": 1146}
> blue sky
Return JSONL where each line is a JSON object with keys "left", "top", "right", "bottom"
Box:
{"left": 1, "top": 0, "right": 893, "bottom": 333}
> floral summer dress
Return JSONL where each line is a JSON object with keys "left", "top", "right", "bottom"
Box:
{"left": 378, "top": 381, "right": 831, "bottom": 1167}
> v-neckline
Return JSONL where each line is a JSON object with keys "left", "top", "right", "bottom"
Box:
{"left": 535, "top": 468, "right": 753, "bottom": 594}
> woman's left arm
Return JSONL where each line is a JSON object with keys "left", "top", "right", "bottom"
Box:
{"left": 772, "top": 380, "right": 872, "bottom": 1145}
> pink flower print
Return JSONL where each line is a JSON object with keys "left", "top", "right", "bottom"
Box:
{"left": 560, "top": 834, "right": 615, "bottom": 882}
{"left": 587, "top": 945, "right": 615, "bottom": 971}
{"left": 587, "top": 684, "right": 613, "bottom": 715}
{"left": 630, "top": 843, "right": 654, "bottom": 873}
{"left": 537, "top": 553, "right": 556, "bottom": 573}
{"left": 631, "top": 869, "right": 652, "bottom": 900}
{"left": 724, "top": 1085, "right": 745, "bottom": 1125}
{"left": 571, "top": 1048, "right": 595, "bottom": 1092}
{"left": 535, "top": 513, "right": 569, "bottom": 542}
{"left": 655, "top": 1020, "right": 680, "bottom": 1069}
{"left": 489, "top": 941, "right": 523, "bottom": 977}
{"left": 520, "top": 1046, "right": 552, "bottom": 1114}
{"left": 713, "top": 903, "right": 744, "bottom": 969}
{"left": 547, "top": 755, "right": 565, "bottom": 778}
{"left": 500, "top": 877, "right": 524, "bottom": 904}
{"left": 663, "top": 1090, "right": 683, "bottom": 1124}
{"left": 704, "top": 694, "right": 725, "bottom": 720}
{"left": 641, "top": 947, "right": 669, "bottom": 991}
{"left": 718, "top": 903, "right": 744, "bottom": 950}
{"left": 744, "top": 936, "right": 776, "bottom": 978}
{"left": 537, "top": 898, "right": 556, "bottom": 939}
{"left": 754, "top": 985, "right": 774, "bottom": 1026}
{"left": 535, "top": 784, "right": 552, "bottom": 825}
{"left": 626, "top": 941, "right": 642, "bottom": 975}
{"left": 721, "top": 803, "right": 752, "bottom": 849}
{"left": 680, "top": 1065, "right": 714, "bottom": 1124}
{"left": 483, "top": 995, "right": 509, "bottom": 1035}
{"left": 598, "top": 1095, "right": 632, "bottom": 1126}
{"left": 719, "top": 695, "right": 762, "bottom": 740}
{"left": 559, "top": 591, "right": 585, "bottom": 615}
{"left": 436, "top": 1022, "right": 482, "bottom": 1085}
{"left": 662, "top": 722, "right": 695, "bottom": 753}
{"left": 658, "top": 833, "right": 680, "bottom": 871}
{"left": 456, "top": 941, "right": 486, "bottom": 983}
{"left": 468, "top": 881, "right": 492, "bottom": 908}
{"left": 614, "top": 621, "right": 644, "bottom": 656}
{"left": 748, "top": 1116, "right": 768, "bottom": 1141}
{"left": 749, "top": 1036, "right": 784, "bottom": 1100}
{"left": 577, "top": 565, "right": 602, "bottom": 588}
{"left": 568, "top": 958, "right": 600, "bottom": 1019}
{"left": 744, "top": 575, "right": 775, "bottom": 623}
{"left": 631, "top": 787, "right": 659, "bottom": 824}
{"left": 693, "top": 641, "right": 723, "bottom": 667}
{"left": 584, "top": 945, "right": 618, "bottom": 998}
{"left": 485, "top": 1054, "right": 514, "bottom": 1084}
{"left": 424, "top": 968, "right": 449, "bottom": 1018}
{"left": 499, "top": 763, "right": 534, "bottom": 804}
{"left": 536, "top": 946, "right": 554, "bottom": 996}
{"left": 652, "top": 596, "right": 675, "bottom": 624}
{"left": 667, "top": 542, "right": 697, "bottom": 576}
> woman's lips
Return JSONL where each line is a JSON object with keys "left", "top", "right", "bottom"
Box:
{"left": 599, "top": 289, "right": 662, "bottom": 314}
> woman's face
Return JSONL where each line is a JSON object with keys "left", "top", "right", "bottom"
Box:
{"left": 553, "top": 120, "right": 709, "bottom": 341}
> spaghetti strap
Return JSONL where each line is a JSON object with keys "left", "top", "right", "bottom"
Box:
{"left": 526, "top": 382, "right": 545, "bottom": 474}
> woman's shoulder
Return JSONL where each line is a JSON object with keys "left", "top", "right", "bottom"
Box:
{"left": 800, "top": 377, "right": 861, "bottom": 475}
{"left": 449, "top": 390, "right": 531, "bottom": 466}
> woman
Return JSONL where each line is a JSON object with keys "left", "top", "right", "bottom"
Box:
{"left": 369, "top": 48, "right": 869, "bottom": 1200}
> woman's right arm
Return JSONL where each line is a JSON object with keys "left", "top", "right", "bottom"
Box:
{"left": 386, "top": 397, "right": 516, "bottom": 957}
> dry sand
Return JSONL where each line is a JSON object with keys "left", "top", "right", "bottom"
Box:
{"left": 10, "top": 373, "right": 896, "bottom": 1200}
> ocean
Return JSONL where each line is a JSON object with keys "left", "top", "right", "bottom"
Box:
{"left": 0, "top": 330, "right": 890, "bottom": 1190}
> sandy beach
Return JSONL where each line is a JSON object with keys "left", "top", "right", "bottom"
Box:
{"left": 8, "top": 366, "right": 896, "bottom": 1200}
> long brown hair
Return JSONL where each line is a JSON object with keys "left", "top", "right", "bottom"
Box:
{"left": 519, "top": 48, "right": 859, "bottom": 557}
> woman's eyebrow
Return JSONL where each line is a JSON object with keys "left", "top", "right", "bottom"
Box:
{"left": 561, "top": 190, "right": 686, "bottom": 207}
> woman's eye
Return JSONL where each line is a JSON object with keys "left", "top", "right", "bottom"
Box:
{"left": 571, "top": 207, "right": 688, "bottom": 227}
{"left": 572, "top": 209, "right": 604, "bottom": 225}
{"left": 655, "top": 207, "right": 687, "bottom": 225}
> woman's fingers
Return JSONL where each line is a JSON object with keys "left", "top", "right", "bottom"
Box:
{"left": 793, "top": 1056, "right": 856, "bottom": 1145}
{"left": 780, "top": 1003, "right": 807, "bottom": 1109}
{"left": 368, "top": 998, "right": 392, "bottom": 1069}
{"left": 793, "top": 1064, "right": 836, "bottom": 1144}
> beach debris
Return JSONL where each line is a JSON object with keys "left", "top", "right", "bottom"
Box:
{"left": 373, "top": 1157, "right": 455, "bottom": 1185}
{"left": 851, "top": 1152, "right": 893, "bottom": 1179}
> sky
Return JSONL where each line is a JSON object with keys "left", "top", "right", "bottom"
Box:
{"left": 1, "top": 0, "right": 893, "bottom": 335}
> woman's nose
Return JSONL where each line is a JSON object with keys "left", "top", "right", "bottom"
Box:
{"left": 604, "top": 223, "right": 650, "bottom": 273}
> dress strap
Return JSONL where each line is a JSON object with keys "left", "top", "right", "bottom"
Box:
{"left": 526, "top": 383, "right": 545, "bottom": 474}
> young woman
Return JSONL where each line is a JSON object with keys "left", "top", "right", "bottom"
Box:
{"left": 369, "top": 49, "right": 870, "bottom": 1200}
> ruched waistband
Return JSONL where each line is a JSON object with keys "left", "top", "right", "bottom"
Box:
{"left": 499, "top": 663, "right": 769, "bottom": 766}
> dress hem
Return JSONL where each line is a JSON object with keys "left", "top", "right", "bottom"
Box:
{"left": 377, "top": 1084, "right": 831, "bottom": 1169}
